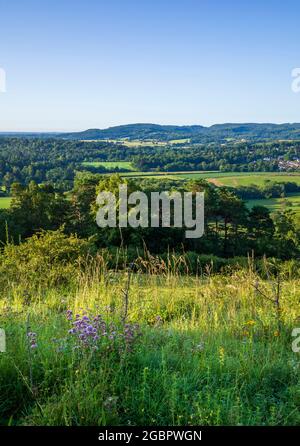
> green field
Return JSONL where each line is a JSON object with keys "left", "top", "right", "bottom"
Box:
{"left": 175, "top": 172, "right": 300, "bottom": 187}
{"left": 122, "top": 170, "right": 219, "bottom": 179}
{"left": 81, "top": 139, "right": 167, "bottom": 147}
{"left": 0, "top": 197, "right": 12, "bottom": 209}
{"left": 246, "top": 193, "right": 300, "bottom": 216}
{"left": 120, "top": 170, "right": 300, "bottom": 185}
{"left": 82, "top": 161, "right": 135, "bottom": 171}
{"left": 169, "top": 138, "right": 191, "bottom": 144}
{"left": 122, "top": 171, "right": 180, "bottom": 179}
{"left": 83, "top": 138, "right": 191, "bottom": 146}
{"left": 118, "top": 140, "right": 167, "bottom": 147}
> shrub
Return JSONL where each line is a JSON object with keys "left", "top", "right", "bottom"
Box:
{"left": 0, "top": 228, "right": 93, "bottom": 291}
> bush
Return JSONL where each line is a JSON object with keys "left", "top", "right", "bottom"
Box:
{"left": 0, "top": 228, "right": 93, "bottom": 291}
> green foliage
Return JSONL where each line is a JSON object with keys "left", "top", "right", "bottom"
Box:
{"left": 7, "top": 181, "right": 71, "bottom": 240}
{"left": 0, "top": 228, "right": 93, "bottom": 290}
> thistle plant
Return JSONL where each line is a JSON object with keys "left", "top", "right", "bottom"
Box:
{"left": 65, "top": 309, "right": 141, "bottom": 354}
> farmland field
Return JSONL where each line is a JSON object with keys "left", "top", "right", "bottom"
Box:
{"left": 169, "top": 138, "right": 191, "bottom": 144}
{"left": 175, "top": 172, "right": 300, "bottom": 187}
{"left": 246, "top": 193, "right": 300, "bottom": 216}
{"left": 82, "top": 161, "right": 135, "bottom": 170}
{"left": 81, "top": 139, "right": 168, "bottom": 147}
{"left": 122, "top": 171, "right": 180, "bottom": 178}
{"left": 0, "top": 197, "right": 12, "bottom": 209}
{"left": 118, "top": 140, "right": 167, "bottom": 147}
{"left": 121, "top": 170, "right": 300, "bottom": 186}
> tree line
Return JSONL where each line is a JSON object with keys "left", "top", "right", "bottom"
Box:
{"left": 0, "top": 173, "right": 299, "bottom": 261}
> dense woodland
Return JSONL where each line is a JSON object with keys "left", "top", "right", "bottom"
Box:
{"left": 132, "top": 141, "right": 300, "bottom": 172}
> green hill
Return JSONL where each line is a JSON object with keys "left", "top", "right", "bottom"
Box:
{"left": 62, "top": 122, "right": 300, "bottom": 142}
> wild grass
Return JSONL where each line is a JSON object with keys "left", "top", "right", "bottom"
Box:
{"left": 0, "top": 259, "right": 299, "bottom": 426}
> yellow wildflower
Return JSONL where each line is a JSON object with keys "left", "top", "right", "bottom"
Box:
{"left": 246, "top": 320, "right": 256, "bottom": 326}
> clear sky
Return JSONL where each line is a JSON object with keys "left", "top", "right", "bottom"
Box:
{"left": 0, "top": 0, "right": 300, "bottom": 131}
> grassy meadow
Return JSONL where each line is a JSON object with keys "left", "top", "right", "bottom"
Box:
{"left": 82, "top": 161, "right": 136, "bottom": 171}
{"left": 246, "top": 194, "right": 300, "bottom": 217}
{"left": 0, "top": 252, "right": 299, "bottom": 426}
{"left": 81, "top": 139, "right": 168, "bottom": 147}
{"left": 203, "top": 173, "right": 300, "bottom": 188}
{"left": 156, "top": 171, "right": 300, "bottom": 187}
{"left": 122, "top": 170, "right": 300, "bottom": 186}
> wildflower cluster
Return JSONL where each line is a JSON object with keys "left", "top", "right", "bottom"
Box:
{"left": 66, "top": 310, "right": 141, "bottom": 353}
{"left": 27, "top": 332, "right": 38, "bottom": 349}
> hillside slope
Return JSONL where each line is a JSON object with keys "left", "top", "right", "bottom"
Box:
{"left": 62, "top": 122, "right": 300, "bottom": 142}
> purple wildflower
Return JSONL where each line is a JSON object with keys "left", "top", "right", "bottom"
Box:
{"left": 65, "top": 309, "right": 142, "bottom": 353}
{"left": 27, "top": 331, "right": 38, "bottom": 350}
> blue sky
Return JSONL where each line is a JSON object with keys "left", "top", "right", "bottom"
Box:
{"left": 0, "top": 0, "right": 300, "bottom": 131}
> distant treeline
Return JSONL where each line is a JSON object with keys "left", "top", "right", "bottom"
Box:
{"left": 132, "top": 141, "right": 300, "bottom": 172}
{"left": 0, "top": 138, "right": 130, "bottom": 191}
{"left": 232, "top": 181, "right": 300, "bottom": 200}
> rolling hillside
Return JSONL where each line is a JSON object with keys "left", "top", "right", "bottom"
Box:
{"left": 61, "top": 122, "right": 300, "bottom": 142}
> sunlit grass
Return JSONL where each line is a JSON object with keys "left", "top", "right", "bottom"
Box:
{"left": 247, "top": 193, "right": 300, "bottom": 217}
{"left": 0, "top": 266, "right": 299, "bottom": 426}
{"left": 82, "top": 161, "right": 135, "bottom": 171}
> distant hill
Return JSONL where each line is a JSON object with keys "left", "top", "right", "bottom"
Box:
{"left": 3, "top": 123, "right": 300, "bottom": 142}
{"left": 61, "top": 122, "right": 300, "bottom": 142}
{"left": 62, "top": 124, "right": 205, "bottom": 141}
